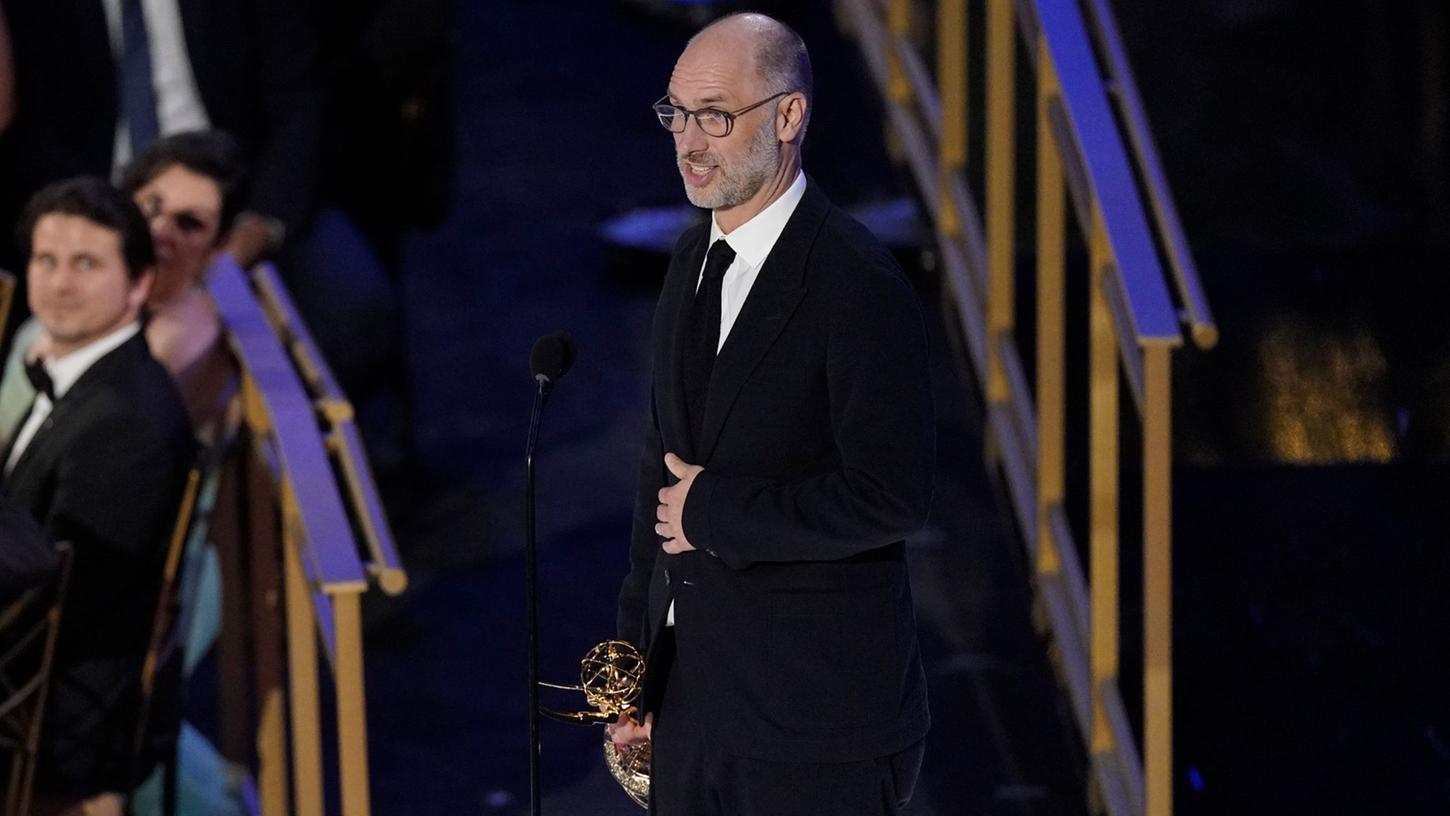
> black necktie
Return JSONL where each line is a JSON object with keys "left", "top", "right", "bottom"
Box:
{"left": 120, "top": 0, "right": 161, "bottom": 156}
{"left": 24, "top": 360, "right": 55, "bottom": 402}
{"left": 683, "top": 239, "right": 736, "bottom": 448}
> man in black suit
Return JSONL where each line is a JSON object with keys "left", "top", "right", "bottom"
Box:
{"left": 2, "top": 178, "right": 193, "bottom": 815}
{"left": 612, "top": 13, "right": 934, "bottom": 815}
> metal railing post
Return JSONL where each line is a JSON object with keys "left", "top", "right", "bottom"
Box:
{"left": 241, "top": 380, "right": 290, "bottom": 816}
{"left": 888, "top": 0, "right": 911, "bottom": 102}
{"left": 938, "top": 0, "right": 968, "bottom": 238}
{"left": 885, "top": 0, "right": 913, "bottom": 165}
{"left": 1089, "top": 217, "right": 1120, "bottom": 757}
{"left": 986, "top": 0, "right": 1015, "bottom": 405}
{"left": 334, "top": 591, "right": 372, "bottom": 816}
{"left": 1142, "top": 344, "right": 1174, "bottom": 816}
{"left": 283, "top": 518, "right": 325, "bottom": 816}
{"left": 1036, "top": 41, "right": 1065, "bottom": 580}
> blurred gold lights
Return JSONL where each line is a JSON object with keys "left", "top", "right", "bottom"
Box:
{"left": 1257, "top": 319, "right": 1396, "bottom": 464}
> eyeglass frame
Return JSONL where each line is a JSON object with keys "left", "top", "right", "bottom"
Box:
{"left": 652, "top": 91, "right": 792, "bottom": 138}
{"left": 136, "top": 193, "right": 222, "bottom": 242}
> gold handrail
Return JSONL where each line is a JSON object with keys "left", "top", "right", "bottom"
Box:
{"left": 839, "top": 1, "right": 1207, "bottom": 814}
{"left": 1080, "top": 0, "right": 1217, "bottom": 350}
{"left": 249, "top": 264, "right": 407, "bottom": 596}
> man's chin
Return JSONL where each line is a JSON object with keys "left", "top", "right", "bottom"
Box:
{"left": 686, "top": 184, "right": 747, "bottom": 211}
{"left": 36, "top": 319, "right": 70, "bottom": 339}
{"left": 41, "top": 320, "right": 121, "bottom": 354}
{"left": 40, "top": 331, "right": 86, "bottom": 357}
{"left": 684, "top": 187, "right": 713, "bottom": 209}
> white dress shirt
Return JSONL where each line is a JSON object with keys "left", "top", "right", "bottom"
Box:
{"left": 5, "top": 322, "right": 142, "bottom": 474}
{"left": 102, "top": 0, "right": 212, "bottom": 176}
{"left": 699, "top": 170, "right": 808, "bottom": 350}
{"left": 667, "top": 170, "right": 807, "bottom": 627}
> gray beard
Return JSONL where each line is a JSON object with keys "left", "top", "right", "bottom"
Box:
{"left": 679, "top": 117, "right": 780, "bottom": 210}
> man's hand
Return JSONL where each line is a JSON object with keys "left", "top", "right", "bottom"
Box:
{"left": 655, "top": 452, "right": 703, "bottom": 554}
{"left": 607, "top": 710, "right": 653, "bottom": 751}
{"left": 223, "top": 213, "right": 283, "bottom": 269}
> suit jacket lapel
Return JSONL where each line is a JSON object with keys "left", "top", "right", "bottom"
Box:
{"left": 663, "top": 227, "right": 709, "bottom": 464}
{"left": 6, "top": 400, "right": 63, "bottom": 489}
{"left": 0, "top": 400, "right": 35, "bottom": 484}
{"left": 5, "top": 335, "right": 144, "bottom": 485}
{"left": 696, "top": 182, "right": 831, "bottom": 464}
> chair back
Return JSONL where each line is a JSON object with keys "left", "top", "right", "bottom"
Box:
{"left": 0, "top": 270, "right": 14, "bottom": 345}
{"left": 0, "top": 542, "right": 74, "bottom": 816}
{"left": 129, "top": 466, "right": 203, "bottom": 785}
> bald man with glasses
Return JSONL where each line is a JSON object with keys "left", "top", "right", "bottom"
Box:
{"left": 613, "top": 13, "right": 934, "bottom": 815}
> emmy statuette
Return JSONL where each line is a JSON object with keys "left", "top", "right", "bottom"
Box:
{"left": 539, "top": 640, "right": 651, "bottom": 808}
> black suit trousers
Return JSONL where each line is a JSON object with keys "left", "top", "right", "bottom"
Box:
{"left": 649, "top": 630, "right": 924, "bottom": 816}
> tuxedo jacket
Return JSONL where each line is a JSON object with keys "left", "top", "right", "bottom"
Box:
{"left": 1, "top": 332, "right": 193, "bottom": 792}
{"left": 0, "top": 491, "right": 56, "bottom": 606}
{"left": 0, "top": 0, "right": 322, "bottom": 234}
{"left": 617, "top": 180, "right": 935, "bottom": 764}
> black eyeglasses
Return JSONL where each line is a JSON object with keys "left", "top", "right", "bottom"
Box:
{"left": 138, "top": 195, "right": 220, "bottom": 239}
{"left": 652, "top": 91, "right": 790, "bottom": 138}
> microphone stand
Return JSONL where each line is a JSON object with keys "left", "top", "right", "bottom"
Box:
{"left": 525, "top": 374, "right": 550, "bottom": 816}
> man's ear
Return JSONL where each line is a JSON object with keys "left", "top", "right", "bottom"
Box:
{"left": 777, "top": 93, "right": 808, "bottom": 143}
{"left": 128, "top": 266, "right": 156, "bottom": 310}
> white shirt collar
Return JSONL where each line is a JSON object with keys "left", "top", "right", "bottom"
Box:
{"left": 709, "top": 170, "right": 807, "bottom": 267}
{"left": 44, "top": 321, "right": 141, "bottom": 400}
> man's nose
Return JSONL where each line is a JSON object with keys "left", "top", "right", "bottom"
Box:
{"left": 150, "top": 215, "right": 175, "bottom": 242}
{"left": 47, "top": 267, "right": 78, "bottom": 291}
{"left": 674, "top": 117, "right": 709, "bottom": 155}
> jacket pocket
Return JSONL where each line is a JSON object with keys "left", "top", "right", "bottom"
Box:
{"left": 764, "top": 587, "right": 897, "bottom": 733}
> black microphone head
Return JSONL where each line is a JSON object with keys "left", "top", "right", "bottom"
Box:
{"left": 530, "top": 331, "right": 576, "bottom": 383}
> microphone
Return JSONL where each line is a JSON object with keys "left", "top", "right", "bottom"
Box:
{"left": 530, "top": 331, "right": 576, "bottom": 387}
{"left": 524, "top": 330, "right": 575, "bottom": 816}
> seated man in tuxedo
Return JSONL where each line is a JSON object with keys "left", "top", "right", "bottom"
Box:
{"left": 1, "top": 177, "right": 193, "bottom": 816}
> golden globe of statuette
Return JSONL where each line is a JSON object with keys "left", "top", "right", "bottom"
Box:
{"left": 580, "top": 640, "right": 646, "bottom": 716}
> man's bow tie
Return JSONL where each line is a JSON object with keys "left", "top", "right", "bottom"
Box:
{"left": 25, "top": 359, "right": 56, "bottom": 402}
